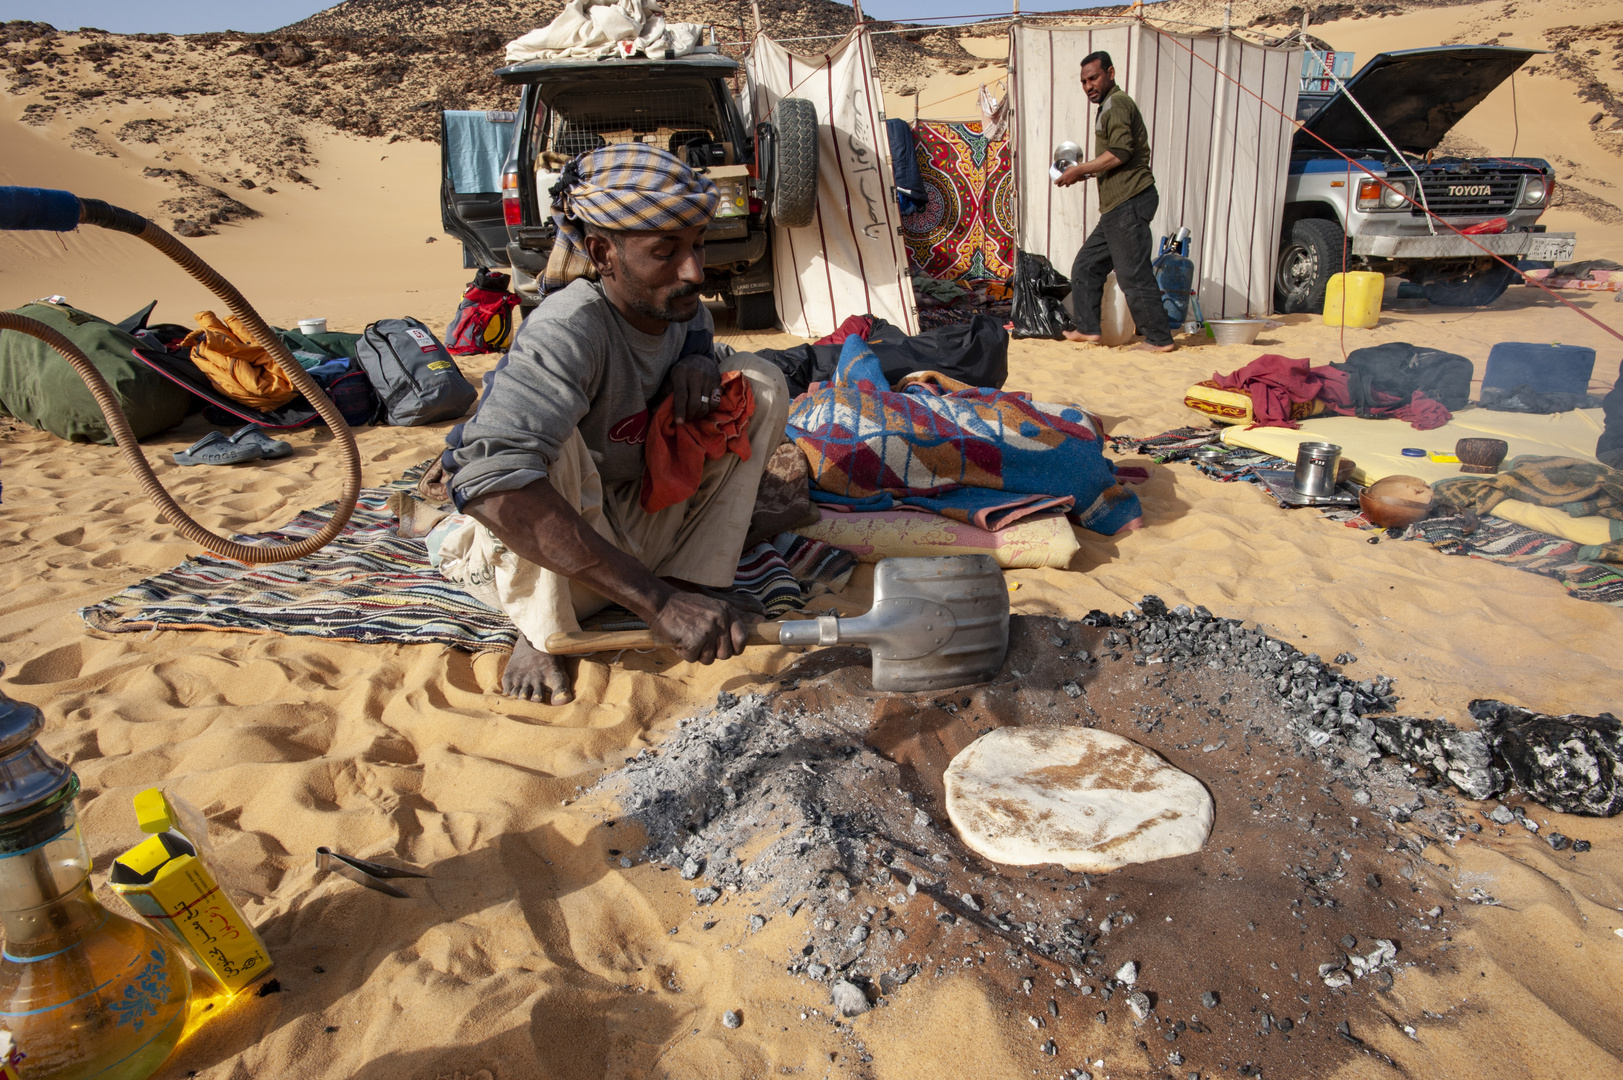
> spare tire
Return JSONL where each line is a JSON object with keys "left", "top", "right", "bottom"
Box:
{"left": 771, "top": 97, "right": 819, "bottom": 230}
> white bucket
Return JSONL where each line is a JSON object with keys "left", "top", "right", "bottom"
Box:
{"left": 297, "top": 318, "right": 328, "bottom": 335}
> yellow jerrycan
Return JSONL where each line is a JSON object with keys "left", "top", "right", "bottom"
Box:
{"left": 1323, "top": 271, "right": 1383, "bottom": 328}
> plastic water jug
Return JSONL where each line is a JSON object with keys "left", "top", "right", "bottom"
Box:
{"left": 1323, "top": 271, "right": 1383, "bottom": 328}
{"left": 1154, "top": 231, "right": 1195, "bottom": 325}
{"left": 1100, "top": 272, "right": 1135, "bottom": 346}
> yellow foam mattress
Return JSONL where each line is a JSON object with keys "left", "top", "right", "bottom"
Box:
{"left": 1222, "top": 408, "right": 1613, "bottom": 548}
{"left": 1221, "top": 408, "right": 1606, "bottom": 485}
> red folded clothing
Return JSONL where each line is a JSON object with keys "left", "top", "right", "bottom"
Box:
{"left": 1211, "top": 354, "right": 1350, "bottom": 428}
{"left": 640, "top": 371, "right": 756, "bottom": 513}
{"left": 814, "top": 314, "right": 876, "bottom": 346}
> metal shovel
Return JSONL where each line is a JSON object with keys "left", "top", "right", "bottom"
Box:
{"left": 543, "top": 554, "right": 1010, "bottom": 692}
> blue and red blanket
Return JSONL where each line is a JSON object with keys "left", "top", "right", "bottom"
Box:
{"left": 786, "top": 337, "right": 1141, "bottom": 534}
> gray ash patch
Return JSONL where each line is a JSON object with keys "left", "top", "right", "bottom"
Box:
{"left": 593, "top": 690, "right": 939, "bottom": 985}
{"left": 588, "top": 602, "right": 1496, "bottom": 1075}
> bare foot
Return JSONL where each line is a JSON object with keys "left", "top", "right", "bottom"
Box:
{"left": 502, "top": 634, "right": 574, "bottom": 703}
{"left": 1062, "top": 330, "right": 1102, "bottom": 343}
{"left": 1133, "top": 341, "right": 1177, "bottom": 353}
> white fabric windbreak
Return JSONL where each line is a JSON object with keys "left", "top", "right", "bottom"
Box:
{"left": 1010, "top": 23, "right": 1300, "bottom": 318}
{"left": 747, "top": 32, "right": 918, "bottom": 339}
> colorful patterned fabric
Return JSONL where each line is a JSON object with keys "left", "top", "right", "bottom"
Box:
{"left": 1404, "top": 513, "right": 1623, "bottom": 606}
{"left": 902, "top": 121, "right": 1015, "bottom": 283}
{"left": 1434, "top": 455, "right": 1623, "bottom": 564}
{"left": 81, "top": 464, "right": 856, "bottom": 649}
{"left": 787, "top": 337, "right": 1141, "bottom": 535}
{"left": 542, "top": 144, "right": 719, "bottom": 293}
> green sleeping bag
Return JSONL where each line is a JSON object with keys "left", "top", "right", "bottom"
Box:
{"left": 0, "top": 301, "right": 191, "bottom": 444}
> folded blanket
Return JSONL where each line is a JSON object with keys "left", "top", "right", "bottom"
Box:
{"left": 786, "top": 336, "right": 1141, "bottom": 535}
{"left": 1433, "top": 454, "right": 1623, "bottom": 563}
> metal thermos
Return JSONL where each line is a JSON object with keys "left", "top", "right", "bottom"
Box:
{"left": 1293, "top": 442, "right": 1342, "bottom": 497}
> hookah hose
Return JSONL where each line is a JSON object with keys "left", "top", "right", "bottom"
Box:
{"left": 0, "top": 186, "right": 361, "bottom": 564}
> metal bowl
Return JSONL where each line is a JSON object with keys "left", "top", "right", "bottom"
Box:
{"left": 1208, "top": 318, "right": 1267, "bottom": 346}
{"left": 1053, "top": 140, "right": 1082, "bottom": 169}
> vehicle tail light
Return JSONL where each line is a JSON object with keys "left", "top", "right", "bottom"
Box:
{"left": 1356, "top": 178, "right": 1383, "bottom": 210}
{"left": 502, "top": 171, "right": 521, "bottom": 226}
{"left": 748, "top": 197, "right": 763, "bottom": 215}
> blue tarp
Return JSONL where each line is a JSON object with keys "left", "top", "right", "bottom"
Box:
{"left": 443, "top": 110, "right": 517, "bottom": 196}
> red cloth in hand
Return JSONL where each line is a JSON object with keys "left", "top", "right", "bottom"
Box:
{"left": 814, "top": 314, "right": 875, "bottom": 346}
{"left": 640, "top": 370, "right": 756, "bottom": 513}
{"left": 1211, "top": 354, "right": 1349, "bottom": 429}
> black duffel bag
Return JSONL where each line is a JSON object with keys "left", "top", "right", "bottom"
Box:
{"left": 1332, "top": 342, "right": 1474, "bottom": 415}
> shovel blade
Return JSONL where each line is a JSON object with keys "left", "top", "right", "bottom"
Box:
{"left": 868, "top": 555, "right": 1009, "bottom": 692}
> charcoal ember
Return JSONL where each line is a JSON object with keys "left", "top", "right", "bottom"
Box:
{"left": 1369, "top": 715, "right": 1506, "bottom": 801}
{"left": 1138, "top": 595, "right": 1169, "bottom": 617}
{"left": 1470, "top": 700, "right": 1623, "bottom": 816}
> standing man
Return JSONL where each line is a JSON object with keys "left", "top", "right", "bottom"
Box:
{"left": 434, "top": 144, "right": 789, "bottom": 704}
{"left": 1055, "top": 51, "right": 1175, "bottom": 353}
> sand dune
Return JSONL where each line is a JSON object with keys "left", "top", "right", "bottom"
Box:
{"left": 2, "top": 3, "right": 1622, "bottom": 1078}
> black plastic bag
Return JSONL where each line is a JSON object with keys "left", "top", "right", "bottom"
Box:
{"left": 1331, "top": 342, "right": 1474, "bottom": 414}
{"left": 1010, "top": 250, "right": 1074, "bottom": 340}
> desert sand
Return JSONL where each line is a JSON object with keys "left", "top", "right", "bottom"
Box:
{"left": 2, "top": 2, "right": 1622, "bottom": 1078}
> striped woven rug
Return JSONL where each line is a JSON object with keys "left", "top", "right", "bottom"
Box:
{"left": 81, "top": 467, "right": 858, "bottom": 651}
{"left": 1405, "top": 514, "right": 1623, "bottom": 606}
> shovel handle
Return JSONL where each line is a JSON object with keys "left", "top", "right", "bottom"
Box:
{"left": 545, "top": 621, "right": 789, "bottom": 656}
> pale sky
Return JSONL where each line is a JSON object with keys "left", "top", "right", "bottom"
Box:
{"left": 1, "top": 0, "right": 1117, "bottom": 35}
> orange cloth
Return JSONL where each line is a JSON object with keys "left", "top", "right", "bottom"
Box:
{"left": 179, "top": 311, "right": 297, "bottom": 411}
{"left": 640, "top": 370, "right": 756, "bottom": 513}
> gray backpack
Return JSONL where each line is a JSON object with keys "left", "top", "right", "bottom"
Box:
{"left": 355, "top": 318, "right": 477, "bottom": 426}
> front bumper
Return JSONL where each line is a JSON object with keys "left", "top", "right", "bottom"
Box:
{"left": 1352, "top": 231, "right": 1577, "bottom": 260}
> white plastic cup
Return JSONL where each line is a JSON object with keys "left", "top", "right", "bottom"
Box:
{"left": 298, "top": 318, "right": 328, "bottom": 335}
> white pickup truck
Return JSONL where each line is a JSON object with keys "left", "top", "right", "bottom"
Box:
{"left": 1276, "top": 45, "right": 1577, "bottom": 312}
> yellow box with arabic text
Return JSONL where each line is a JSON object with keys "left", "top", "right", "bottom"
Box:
{"left": 108, "top": 832, "right": 273, "bottom": 994}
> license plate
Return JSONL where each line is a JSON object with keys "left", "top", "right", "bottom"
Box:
{"left": 1526, "top": 235, "right": 1577, "bottom": 261}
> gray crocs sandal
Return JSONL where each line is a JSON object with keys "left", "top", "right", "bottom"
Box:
{"left": 227, "top": 424, "right": 293, "bottom": 460}
{"left": 173, "top": 430, "right": 265, "bottom": 466}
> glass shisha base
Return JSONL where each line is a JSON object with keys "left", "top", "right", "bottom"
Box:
{"left": 0, "top": 902, "right": 191, "bottom": 1079}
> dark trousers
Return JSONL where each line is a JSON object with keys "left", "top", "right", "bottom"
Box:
{"left": 1070, "top": 186, "right": 1173, "bottom": 346}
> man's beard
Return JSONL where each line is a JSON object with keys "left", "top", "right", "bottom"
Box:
{"left": 625, "top": 281, "right": 704, "bottom": 323}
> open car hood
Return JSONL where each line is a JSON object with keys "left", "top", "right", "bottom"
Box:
{"left": 1296, "top": 45, "right": 1537, "bottom": 155}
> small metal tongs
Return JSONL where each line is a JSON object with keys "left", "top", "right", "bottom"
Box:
{"left": 316, "top": 847, "right": 430, "bottom": 898}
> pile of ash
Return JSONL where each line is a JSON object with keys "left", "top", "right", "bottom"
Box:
{"left": 590, "top": 601, "right": 1521, "bottom": 1076}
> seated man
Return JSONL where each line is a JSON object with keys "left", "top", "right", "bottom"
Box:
{"left": 435, "top": 144, "right": 789, "bottom": 703}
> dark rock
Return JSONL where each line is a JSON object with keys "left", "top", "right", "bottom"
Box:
{"left": 1573, "top": 839, "right": 1592, "bottom": 852}
{"left": 1547, "top": 832, "right": 1571, "bottom": 851}
{"left": 1201, "top": 991, "right": 1218, "bottom": 1008}
{"left": 1366, "top": 873, "right": 1382, "bottom": 889}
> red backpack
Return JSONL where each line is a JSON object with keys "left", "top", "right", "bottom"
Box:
{"left": 446, "top": 269, "right": 521, "bottom": 356}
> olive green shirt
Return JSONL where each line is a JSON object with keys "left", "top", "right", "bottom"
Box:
{"left": 1093, "top": 86, "right": 1154, "bottom": 214}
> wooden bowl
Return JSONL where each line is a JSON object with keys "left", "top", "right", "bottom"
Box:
{"left": 1455, "top": 437, "right": 1509, "bottom": 474}
{"left": 1360, "top": 474, "right": 1434, "bottom": 528}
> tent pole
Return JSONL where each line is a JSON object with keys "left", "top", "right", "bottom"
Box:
{"left": 852, "top": 0, "right": 865, "bottom": 23}
{"left": 752, "top": 0, "right": 762, "bottom": 37}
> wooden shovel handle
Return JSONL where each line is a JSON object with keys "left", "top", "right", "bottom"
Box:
{"left": 544, "top": 621, "right": 788, "bottom": 656}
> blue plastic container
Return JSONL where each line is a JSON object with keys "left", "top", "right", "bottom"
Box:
{"left": 1154, "top": 234, "right": 1195, "bottom": 325}
{"left": 1482, "top": 342, "right": 1596, "bottom": 395}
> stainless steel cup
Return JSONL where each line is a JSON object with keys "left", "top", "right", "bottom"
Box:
{"left": 1293, "top": 441, "right": 1342, "bottom": 497}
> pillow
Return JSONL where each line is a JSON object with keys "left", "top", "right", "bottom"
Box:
{"left": 795, "top": 509, "right": 1080, "bottom": 569}
{"left": 1184, "top": 380, "right": 1325, "bottom": 425}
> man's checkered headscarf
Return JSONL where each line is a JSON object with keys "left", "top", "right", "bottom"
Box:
{"left": 542, "top": 144, "right": 719, "bottom": 294}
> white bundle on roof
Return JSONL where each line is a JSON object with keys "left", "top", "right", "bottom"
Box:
{"left": 505, "top": 0, "right": 705, "bottom": 62}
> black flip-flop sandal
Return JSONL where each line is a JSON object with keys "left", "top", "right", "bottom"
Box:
{"left": 173, "top": 430, "right": 265, "bottom": 466}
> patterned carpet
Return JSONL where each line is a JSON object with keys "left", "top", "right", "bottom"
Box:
{"left": 81, "top": 466, "right": 859, "bottom": 651}
{"left": 902, "top": 120, "right": 1014, "bottom": 284}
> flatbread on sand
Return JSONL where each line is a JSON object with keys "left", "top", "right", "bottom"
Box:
{"left": 944, "top": 727, "right": 1213, "bottom": 873}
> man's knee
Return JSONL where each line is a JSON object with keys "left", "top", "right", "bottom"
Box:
{"left": 724, "top": 351, "right": 791, "bottom": 429}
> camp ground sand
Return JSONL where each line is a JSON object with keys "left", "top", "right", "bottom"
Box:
{"left": 2, "top": 1, "right": 1622, "bottom": 1077}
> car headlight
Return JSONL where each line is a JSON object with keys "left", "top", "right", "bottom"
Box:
{"left": 1521, "top": 176, "right": 1548, "bottom": 206}
{"left": 1380, "top": 180, "right": 1410, "bottom": 209}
